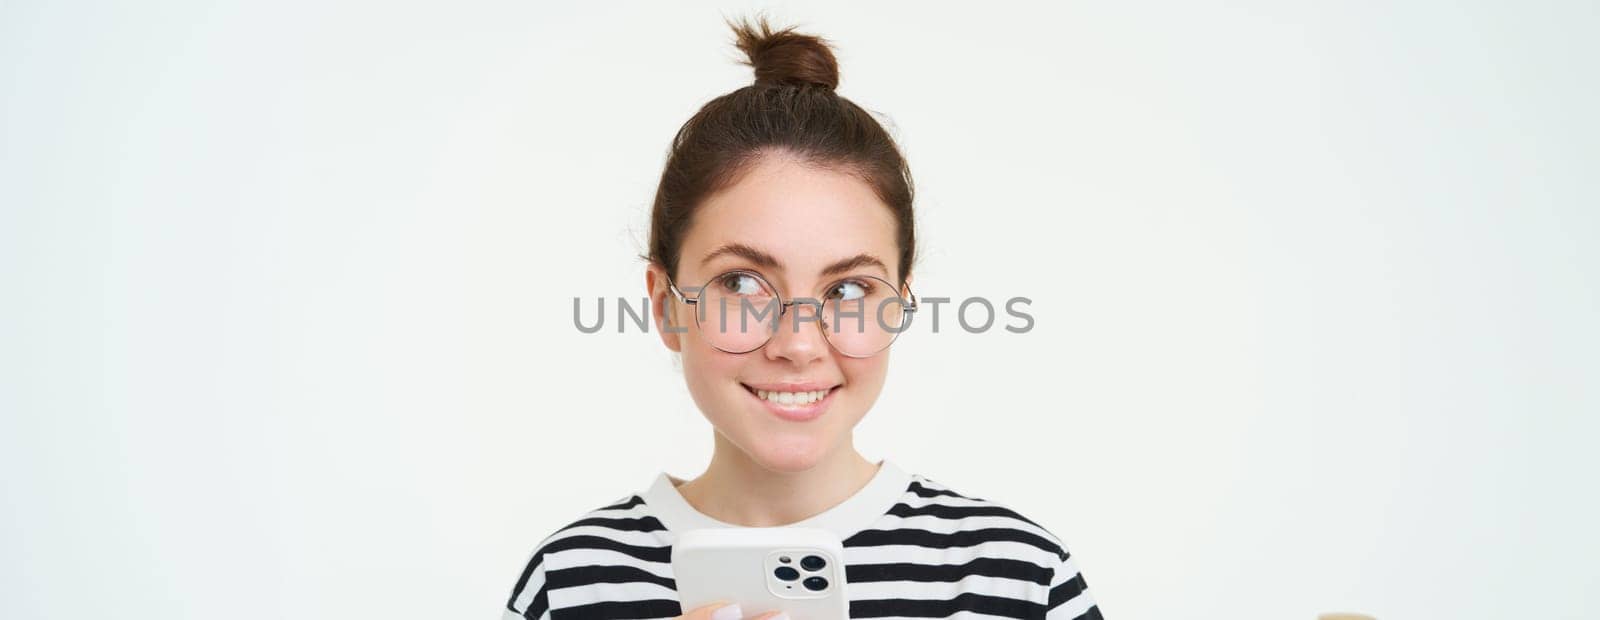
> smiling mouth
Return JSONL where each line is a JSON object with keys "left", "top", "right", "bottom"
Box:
{"left": 740, "top": 384, "right": 836, "bottom": 406}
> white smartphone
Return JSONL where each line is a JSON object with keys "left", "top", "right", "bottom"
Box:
{"left": 671, "top": 527, "right": 850, "bottom": 620}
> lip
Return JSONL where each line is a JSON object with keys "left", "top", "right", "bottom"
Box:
{"left": 740, "top": 382, "right": 840, "bottom": 422}
{"left": 742, "top": 381, "right": 838, "bottom": 392}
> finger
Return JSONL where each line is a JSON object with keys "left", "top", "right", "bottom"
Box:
{"left": 680, "top": 601, "right": 741, "bottom": 620}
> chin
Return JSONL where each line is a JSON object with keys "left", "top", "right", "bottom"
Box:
{"left": 744, "top": 432, "right": 834, "bottom": 473}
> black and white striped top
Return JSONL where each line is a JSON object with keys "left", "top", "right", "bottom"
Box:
{"left": 502, "top": 460, "right": 1102, "bottom": 620}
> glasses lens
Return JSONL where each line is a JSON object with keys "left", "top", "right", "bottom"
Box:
{"left": 821, "top": 276, "right": 911, "bottom": 357}
{"left": 696, "top": 271, "right": 780, "bottom": 353}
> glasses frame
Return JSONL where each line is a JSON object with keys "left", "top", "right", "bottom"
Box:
{"left": 664, "top": 268, "right": 919, "bottom": 358}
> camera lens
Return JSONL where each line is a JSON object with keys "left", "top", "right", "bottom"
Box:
{"left": 800, "top": 555, "right": 827, "bottom": 571}
{"left": 774, "top": 566, "right": 799, "bottom": 581}
{"left": 803, "top": 576, "right": 829, "bottom": 591}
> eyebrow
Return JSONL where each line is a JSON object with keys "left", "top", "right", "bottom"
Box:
{"left": 701, "top": 243, "right": 780, "bottom": 271}
{"left": 819, "top": 253, "right": 889, "bottom": 278}
{"left": 700, "top": 243, "right": 890, "bottom": 278}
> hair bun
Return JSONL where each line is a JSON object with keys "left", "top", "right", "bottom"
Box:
{"left": 730, "top": 17, "right": 840, "bottom": 91}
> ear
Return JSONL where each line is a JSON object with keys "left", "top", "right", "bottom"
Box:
{"left": 646, "top": 264, "right": 683, "bottom": 353}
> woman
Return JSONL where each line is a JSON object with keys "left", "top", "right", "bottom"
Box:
{"left": 503, "top": 17, "right": 1103, "bottom": 620}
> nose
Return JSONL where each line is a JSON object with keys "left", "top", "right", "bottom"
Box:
{"left": 764, "top": 300, "right": 829, "bottom": 365}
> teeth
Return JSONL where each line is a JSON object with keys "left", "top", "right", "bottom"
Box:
{"left": 754, "top": 388, "right": 831, "bottom": 406}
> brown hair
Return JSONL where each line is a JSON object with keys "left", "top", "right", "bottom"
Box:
{"left": 647, "top": 16, "right": 916, "bottom": 284}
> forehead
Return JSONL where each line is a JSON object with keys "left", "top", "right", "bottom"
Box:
{"left": 680, "top": 155, "right": 898, "bottom": 279}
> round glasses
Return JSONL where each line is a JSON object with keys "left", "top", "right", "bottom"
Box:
{"left": 666, "top": 269, "right": 918, "bottom": 358}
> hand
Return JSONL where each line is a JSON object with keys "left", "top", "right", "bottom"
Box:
{"left": 675, "top": 601, "right": 789, "bottom": 620}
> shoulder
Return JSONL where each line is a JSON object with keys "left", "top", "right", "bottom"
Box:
{"left": 502, "top": 493, "right": 676, "bottom": 620}
{"left": 894, "top": 473, "right": 1104, "bottom": 619}
{"left": 890, "top": 473, "right": 1075, "bottom": 559}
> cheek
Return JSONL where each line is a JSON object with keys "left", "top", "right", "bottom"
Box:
{"left": 679, "top": 342, "right": 748, "bottom": 413}
{"left": 840, "top": 354, "right": 890, "bottom": 395}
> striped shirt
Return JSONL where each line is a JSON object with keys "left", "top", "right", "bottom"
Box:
{"left": 502, "top": 460, "right": 1103, "bottom": 620}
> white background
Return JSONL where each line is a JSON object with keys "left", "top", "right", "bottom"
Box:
{"left": 3, "top": 1, "right": 1597, "bottom": 618}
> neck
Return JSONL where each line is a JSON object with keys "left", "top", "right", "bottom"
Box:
{"left": 674, "top": 433, "right": 879, "bottom": 527}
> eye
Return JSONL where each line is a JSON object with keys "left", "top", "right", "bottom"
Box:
{"left": 717, "top": 272, "right": 767, "bottom": 296}
{"left": 826, "top": 279, "right": 871, "bottom": 301}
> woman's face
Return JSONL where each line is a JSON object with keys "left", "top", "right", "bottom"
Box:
{"left": 648, "top": 153, "right": 904, "bottom": 474}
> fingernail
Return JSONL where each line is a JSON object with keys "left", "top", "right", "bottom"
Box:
{"left": 711, "top": 603, "right": 742, "bottom": 620}
{"left": 769, "top": 614, "right": 791, "bottom": 620}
